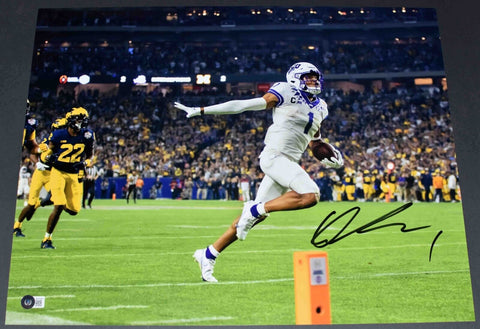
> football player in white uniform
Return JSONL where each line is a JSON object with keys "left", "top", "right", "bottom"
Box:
{"left": 17, "top": 158, "right": 32, "bottom": 206}
{"left": 175, "top": 62, "right": 343, "bottom": 282}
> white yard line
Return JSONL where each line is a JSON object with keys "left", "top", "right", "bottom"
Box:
{"left": 335, "top": 269, "right": 470, "bottom": 279}
{"left": 9, "top": 268, "right": 470, "bottom": 291}
{"left": 46, "top": 305, "right": 149, "bottom": 313}
{"left": 130, "top": 316, "right": 234, "bottom": 325}
{"left": 7, "top": 294, "right": 75, "bottom": 299}
{"left": 9, "top": 242, "right": 467, "bottom": 260}
{"left": 11, "top": 278, "right": 293, "bottom": 290}
{"left": 81, "top": 205, "right": 239, "bottom": 210}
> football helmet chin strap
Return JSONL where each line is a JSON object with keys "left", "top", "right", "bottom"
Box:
{"left": 175, "top": 97, "right": 267, "bottom": 118}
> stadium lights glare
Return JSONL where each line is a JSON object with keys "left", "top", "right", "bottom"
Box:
{"left": 415, "top": 78, "right": 433, "bottom": 85}
{"left": 151, "top": 77, "right": 192, "bottom": 83}
{"left": 66, "top": 77, "right": 78, "bottom": 83}
{"left": 220, "top": 75, "right": 227, "bottom": 82}
{"left": 133, "top": 75, "right": 147, "bottom": 84}
{"left": 196, "top": 74, "right": 211, "bottom": 85}
{"left": 120, "top": 76, "right": 127, "bottom": 83}
{"left": 79, "top": 74, "right": 90, "bottom": 85}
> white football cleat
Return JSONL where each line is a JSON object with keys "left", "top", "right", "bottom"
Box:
{"left": 193, "top": 249, "right": 218, "bottom": 282}
{"left": 236, "top": 201, "right": 265, "bottom": 241}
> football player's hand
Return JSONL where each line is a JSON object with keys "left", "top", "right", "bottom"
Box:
{"left": 38, "top": 143, "right": 49, "bottom": 153}
{"left": 43, "top": 153, "right": 58, "bottom": 166}
{"left": 174, "top": 102, "right": 201, "bottom": 118}
{"left": 320, "top": 148, "right": 344, "bottom": 169}
{"left": 36, "top": 161, "right": 50, "bottom": 171}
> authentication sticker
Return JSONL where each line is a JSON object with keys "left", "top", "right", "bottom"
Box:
{"left": 21, "top": 295, "right": 45, "bottom": 309}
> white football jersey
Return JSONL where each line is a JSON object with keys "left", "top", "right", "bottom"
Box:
{"left": 263, "top": 82, "right": 328, "bottom": 161}
{"left": 18, "top": 165, "right": 31, "bottom": 180}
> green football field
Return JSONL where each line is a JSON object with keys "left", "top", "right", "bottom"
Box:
{"left": 5, "top": 199, "right": 475, "bottom": 325}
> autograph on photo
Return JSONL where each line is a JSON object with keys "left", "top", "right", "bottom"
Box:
{"left": 310, "top": 202, "right": 443, "bottom": 261}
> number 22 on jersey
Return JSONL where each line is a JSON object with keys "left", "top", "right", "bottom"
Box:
{"left": 58, "top": 143, "right": 85, "bottom": 163}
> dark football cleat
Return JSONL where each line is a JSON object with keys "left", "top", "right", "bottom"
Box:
{"left": 40, "top": 240, "right": 55, "bottom": 249}
{"left": 13, "top": 228, "right": 25, "bottom": 237}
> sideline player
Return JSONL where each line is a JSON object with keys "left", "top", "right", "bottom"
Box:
{"left": 126, "top": 170, "right": 139, "bottom": 204}
{"left": 13, "top": 117, "right": 67, "bottom": 237}
{"left": 175, "top": 62, "right": 343, "bottom": 282}
{"left": 40, "top": 107, "right": 95, "bottom": 249}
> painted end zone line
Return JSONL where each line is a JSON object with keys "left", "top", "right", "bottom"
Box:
{"left": 5, "top": 311, "right": 90, "bottom": 325}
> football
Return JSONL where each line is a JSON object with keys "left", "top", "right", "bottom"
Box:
{"left": 311, "top": 141, "right": 336, "bottom": 161}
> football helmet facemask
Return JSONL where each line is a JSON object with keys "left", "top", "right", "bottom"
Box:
{"left": 286, "top": 62, "right": 324, "bottom": 95}
{"left": 67, "top": 107, "right": 89, "bottom": 132}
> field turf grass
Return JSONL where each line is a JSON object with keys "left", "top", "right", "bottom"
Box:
{"left": 6, "top": 199, "right": 475, "bottom": 325}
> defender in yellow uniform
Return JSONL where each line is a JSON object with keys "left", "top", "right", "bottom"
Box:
{"left": 13, "top": 100, "right": 42, "bottom": 237}
{"left": 40, "top": 108, "right": 95, "bottom": 249}
{"left": 362, "top": 169, "right": 374, "bottom": 201}
{"left": 13, "top": 117, "right": 67, "bottom": 237}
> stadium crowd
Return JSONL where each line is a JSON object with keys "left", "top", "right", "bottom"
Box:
{"left": 33, "top": 37, "right": 443, "bottom": 79}
{"left": 33, "top": 7, "right": 442, "bottom": 79}
{"left": 23, "top": 78, "right": 459, "bottom": 203}
{"left": 36, "top": 7, "right": 437, "bottom": 27}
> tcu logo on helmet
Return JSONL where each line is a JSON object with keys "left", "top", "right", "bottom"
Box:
{"left": 287, "top": 63, "right": 302, "bottom": 75}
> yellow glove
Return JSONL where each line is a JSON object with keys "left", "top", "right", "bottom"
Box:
{"left": 38, "top": 143, "right": 49, "bottom": 153}
{"left": 40, "top": 149, "right": 53, "bottom": 163}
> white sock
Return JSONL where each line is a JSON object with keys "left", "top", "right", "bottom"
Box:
{"left": 255, "top": 202, "right": 267, "bottom": 216}
{"left": 207, "top": 245, "right": 220, "bottom": 258}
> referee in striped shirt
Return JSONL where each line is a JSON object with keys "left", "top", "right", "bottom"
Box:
{"left": 82, "top": 163, "right": 100, "bottom": 209}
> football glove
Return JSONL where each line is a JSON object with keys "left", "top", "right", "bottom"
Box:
{"left": 38, "top": 143, "right": 49, "bottom": 153}
{"left": 42, "top": 153, "right": 58, "bottom": 166}
{"left": 35, "top": 161, "right": 50, "bottom": 171}
{"left": 320, "top": 147, "right": 344, "bottom": 169}
{"left": 174, "top": 102, "right": 201, "bottom": 118}
{"left": 77, "top": 170, "right": 85, "bottom": 183}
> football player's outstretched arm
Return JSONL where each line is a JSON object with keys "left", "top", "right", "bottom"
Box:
{"left": 175, "top": 93, "right": 279, "bottom": 118}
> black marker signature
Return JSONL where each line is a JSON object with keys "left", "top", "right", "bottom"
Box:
{"left": 310, "top": 202, "right": 443, "bottom": 261}
{"left": 429, "top": 230, "right": 443, "bottom": 262}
